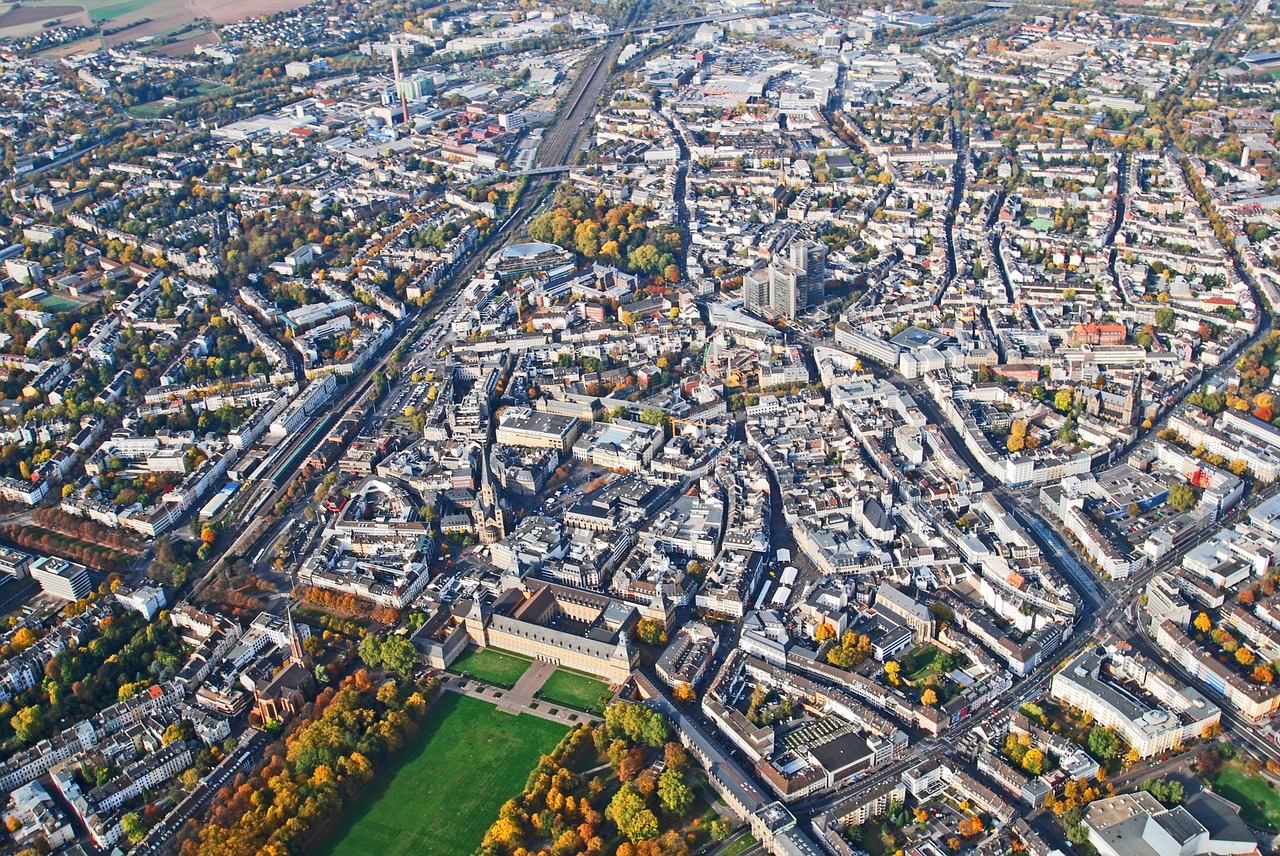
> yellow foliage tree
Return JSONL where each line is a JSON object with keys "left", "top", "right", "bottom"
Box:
{"left": 10, "top": 628, "right": 36, "bottom": 652}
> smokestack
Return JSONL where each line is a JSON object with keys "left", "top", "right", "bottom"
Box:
{"left": 391, "top": 47, "right": 409, "bottom": 126}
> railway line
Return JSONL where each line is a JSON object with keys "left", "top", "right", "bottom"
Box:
{"left": 205, "top": 7, "right": 647, "bottom": 589}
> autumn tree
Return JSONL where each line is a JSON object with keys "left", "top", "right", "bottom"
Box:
{"left": 664, "top": 742, "right": 688, "bottom": 773}
{"left": 10, "top": 627, "right": 36, "bottom": 652}
{"left": 826, "top": 632, "right": 872, "bottom": 668}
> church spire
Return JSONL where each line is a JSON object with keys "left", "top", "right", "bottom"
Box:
{"left": 286, "top": 603, "right": 307, "bottom": 666}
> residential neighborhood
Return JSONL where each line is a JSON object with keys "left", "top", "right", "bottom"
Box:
{"left": 0, "top": 0, "right": 1279, "bottom": 854}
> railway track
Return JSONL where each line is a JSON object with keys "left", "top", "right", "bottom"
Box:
{"left": 202, "top": 8, "right": 651, "bottom": 590}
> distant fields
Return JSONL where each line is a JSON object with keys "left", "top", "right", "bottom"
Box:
{"left": 317, "top": 693, "right": 567, "bottom": 856}
{"left": 0, "top": 0, "right": 318, "bottom": 50}
{"left": 88, "top": 0, "right": 150, "bottom": 23}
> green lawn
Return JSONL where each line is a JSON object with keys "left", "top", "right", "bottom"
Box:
{"left": 127, "top": 83, "right": 231, "bottom": 119}
{"left": 906, "top": 645, "right": 941, "bottom": 683}
{"left": 1213, "top": 763, "right": 1280, "bottom": 830}
{"left": 719, "top": 833, "right": 756, "bottom": 856}
{"left": 448, "top": 647, "right": 532, "bottom": 688}
{"left": 317, "top": 693, "right": 567, "bottom": 856}
{"left": 539, "top": 668, "right": 610, "bottom": 713}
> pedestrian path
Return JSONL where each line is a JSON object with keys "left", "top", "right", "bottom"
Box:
{"left": 500, "top": 659, "right": 558, "bottom": 713}
{"left": 439, "top": 669, "right": 602, "bottom": 728}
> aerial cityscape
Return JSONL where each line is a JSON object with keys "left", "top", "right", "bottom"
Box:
{"left": 3, "top": 0, "right": 1280, "bottom": 854}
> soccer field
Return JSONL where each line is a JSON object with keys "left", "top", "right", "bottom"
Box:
{"left": 318, "top": 693, "right": 567, "bottom": 856}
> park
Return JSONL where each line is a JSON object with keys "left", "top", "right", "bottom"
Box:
{"left": 318, "top": 693, "right": 568, "bottom": 856}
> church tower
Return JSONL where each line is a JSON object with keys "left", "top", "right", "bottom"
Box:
{"left": 472, "top": 445, "right": 509, "bottom": 545}
{"left": 286, "top": 604, "right": 309, "bottom": 668}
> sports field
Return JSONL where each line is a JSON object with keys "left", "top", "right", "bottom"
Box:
{"left": 38, "top": 294, "right": 83, "bottom": 312}
{"left": 539, "top": 667, "right": 610, "bottom": 713}
{"left": 448, "top": 646, "right": 532, "bottom": 687}
{"left": 317, "top": 693, "right": 567, "bottom": 856}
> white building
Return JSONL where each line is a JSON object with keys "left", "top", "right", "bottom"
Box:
{"left": 29, "top": 557, "right": 92, "bottom": 601}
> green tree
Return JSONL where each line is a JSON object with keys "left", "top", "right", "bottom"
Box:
{"left": 10, "top": 706, "right": 42, "bottom": 745}
{"left": 606, "top": 783, "right": 650, "bottom": 840}
{"left": 358, "top": 633, "right": 383, "bottom": 669}
{"left": 380, "top": 637, "right": 418, "bottom": 677}
{"left": 604, "top": 702, "right": 669, "bottom": 747}
{"left": 658, "top": 768, "right": 694, "bottom": 816}
{"left": 709, "top": 818, "right": 733, "bottom": 840}
{"left": 1155, "top": 306, "right": 1176, "bottom": 331}
{"left": 1142, "top": 778, "right": 1184, "bottom": 805}
{"left": 1087, "top": 726, "right": 1121, "bottom": 761}
{"left": 628, "top": 244, "right": 661, "bottom": 273}
{"left": 1168, "top": 483, "right": 1197, "bottom": 512}
{"left": 639, "top": 408, "right": 669, "bottom": 429}
{"left": 121, "top": 812, "right": 145, "bottom": 844}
